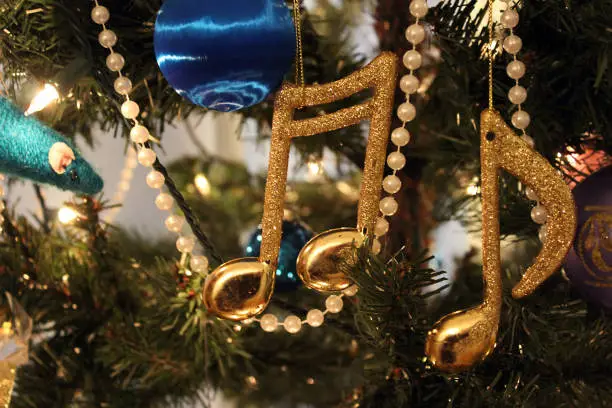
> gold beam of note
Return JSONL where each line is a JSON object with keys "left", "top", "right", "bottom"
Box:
{"left": 425, "top": 109, "right": 577, "bottom": 372}
{"left": 203, "top": 52, "right": 399, "bottom": 321}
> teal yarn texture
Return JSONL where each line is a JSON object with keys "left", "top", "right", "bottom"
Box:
{"left": 0, "top": 97, "right": 103, "bottom": 195}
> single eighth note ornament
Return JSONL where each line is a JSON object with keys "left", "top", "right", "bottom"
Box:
{"left": 424, "top": 0, "right": 577, "bottom": 372}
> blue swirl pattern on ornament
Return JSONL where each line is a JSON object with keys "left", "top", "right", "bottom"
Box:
{"left": 154, "top": 0, "right": 296, "bottom": 112}
{"left": 245, "top": 220, "right": 313, "bottom": 292}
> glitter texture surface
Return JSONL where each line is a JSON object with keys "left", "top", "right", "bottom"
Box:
{"left": 425, "top": 109, "right": 577, "bottom": 372}
{"left": 203, "top": 52, "right": 398, "bottom": 319}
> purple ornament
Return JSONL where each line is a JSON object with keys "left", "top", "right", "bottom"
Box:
{"left": 564, "top": 165, "right": 612, "bottom": 309}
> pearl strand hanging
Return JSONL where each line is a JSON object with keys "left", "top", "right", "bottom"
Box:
{"left": 104, "top": 146, "right": 137, "bottom": 223}
{"left": 256, "top": 0, "right": 429, "bottom": 334}
{"left": 373, "top": 0, "right": 428, "bottom": 254}
{"left": 90, "top": 2, "right": 209, "bottom": 271}
{"left": 500, "top": 1, "right": 547, "bottom": 242}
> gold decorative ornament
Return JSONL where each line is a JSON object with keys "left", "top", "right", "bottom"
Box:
{"left": 425, "top": 109, "right": 577, "bottom": 371}
{"left": 203, "top": 52, "right": 398, "bottom": 320}
{"left": 425, "top": 0, "right": 576, "bottom": 372}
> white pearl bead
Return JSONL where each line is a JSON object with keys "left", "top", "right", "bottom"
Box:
{"left": 387, "top": 152, "right": 406, "bottom": 170}
{"left": 379, "top": 197, "right": 399, "bottom": 216}
{"left": 137, "top": 148, "right": 157, "bottom": 167}
{"left": 501, "top": 9, "right": 519, "bottom": 29}
{"left": 325, "top": 295, "right": 343, "bottom": 313}
{"left": 374, "top": 217, "right": 390, "bottom": 237}
{"left": 130, "top": 125, "right": 150, "bottom": 144}
{"left": 383, "top": 175, "right": 402, "bottom": 194}
{"left": 506, "top": 60, "right": 525, "bottom": 79}
{"left": 531, "top": 205, "right": 547, "bottom": 224}
{"left": 522, "top": 134, "right": 535, "bottom": 148}
{"left": 342, "top": 285, "right": 359, "bottom": 297}
{"left": 508, "top": 85, "right": 527, "bottom": 105}
{"left": 405, "top": 24, "right": 426, "bottom": 44}
{"left": 146, "top": 170, "right": 164, "bottom": 189}
{"left": 118, "top": 181, "right": 130, "bottom": 192}
{"left": 402, "top": 50, "right": 422, "bottom": 70}
{"left": 114, "top": 77, "right": 133, "bottom": 95}
{"left": 397, "top": 102, "right": 416, "bottom": 122}
{"left": 503, "top": 35, "right": 523, "bottom": 54}
{"left": 512, "top": 110, "right": 531, "bottom": 130}
{"left": 91, "top": 5, "right": 110, "bottom": 25}
{"left": 165, "top": 214, "right": 184, "bottom": 233}
{"left": 121, "top": 168, "right": 133, "bottom": 181}
{"left": 176, "top": 235, "right": 196, "bottom": 253}
{"left": 539, "top": 226, "right": 547, "bottom": 243}
{"left": 260, "top": 314, "right": 278, "bottom": 332}
{"left": 155, "top": 193, "right": 174, "bottom": 211}
{"left": 106, "top": 53, "right": 125, "bottom": 72}
{"left": 306, "top": 309, "right": 325, "bottom": 327}
{"left": 391, "top": 127, "right": 411, "bottom": 147}
{"left": 284, "top": 315, "right": 302, "bottom": 334}
{"left": 121, "top": 100, "right": 140, "bottom": 119}
{"left": 525, "top": 186, "right": 538, "bottom": 201}
{"left": 98, "top": 29, "right": 117, "bottom": 48}
{"left": 372, "top": 239, "right": 382, "bottom": 255}
{"left": 399, "top": 74, "right": 419, "bottom": 95}
{"left": 190, "top": 255, "right": 209, "bottom": 273}
{"left": 409, "top": 0, "right": 428, "bottom": 18}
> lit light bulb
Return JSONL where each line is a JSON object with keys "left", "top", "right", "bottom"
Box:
{"left": 58, "top": 206, "right": 79, "bottom": 224}
{"left": 25, "top": 83, "right": 60, "bottom": 116}
{"left": 466, "top": 184, "right": 480, "bottom": 196}
{"left": 307, "top": 160, "right": 322, "bottom": 176}
{"left": 194, "top": 173, "right": 211, "bottom": 196}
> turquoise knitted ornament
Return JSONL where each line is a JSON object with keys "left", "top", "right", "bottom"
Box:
{"left": 0, "top": 97, "right": 103, "bottom": 195}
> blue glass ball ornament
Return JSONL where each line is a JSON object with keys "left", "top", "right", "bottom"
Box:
{"left": 245, "top": 220, "right": 314, "bottom": 292}
{"left": 564, "top": 166, "right": 612, "bottom": 309}
{"left": 154, "top": 0, "right": 296, "bottom": 112}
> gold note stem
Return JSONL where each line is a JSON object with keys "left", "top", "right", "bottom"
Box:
{"left": 480, "top": 113, "right": 503, "bottom": 318}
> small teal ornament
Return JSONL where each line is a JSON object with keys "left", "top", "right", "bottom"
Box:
{"left": 154, "top": 0, "right": 296, "bottom": 112}
{"left": 245, "top": 220, "right": 313, "bottom": 292}
{"left": 0, "top": 97, "right": 103, "bottom": 195}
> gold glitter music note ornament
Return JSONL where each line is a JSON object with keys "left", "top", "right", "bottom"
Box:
{"left": 425, "top": 0, "right": 577, "bottom": 372}
{"left": 203, "top": 52, "right": 399, "bottom": 320}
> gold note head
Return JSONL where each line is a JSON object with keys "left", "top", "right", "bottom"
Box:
{"left": 296, "top": 228, "right": 363, "bottom": 292}
{"left": 425, "top": 306, "right": 498, "bottom": 372}
{"left": 203, "top": 258, "right": 274, "bottom": 321}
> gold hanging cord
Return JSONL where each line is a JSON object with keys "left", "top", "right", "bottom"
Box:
{"left": 293, "top": 0, "right": 305, "bottom": 87}
{"left": 488, "top": 0, "right": 494, "bottom": 109}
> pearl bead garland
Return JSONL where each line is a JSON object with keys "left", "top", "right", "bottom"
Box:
{"left": 502, "top": 1, "right": 549, "bottom": 242}
{"left": 90, "top": 1, "right": 210, "bottom": 274}
{"left": 104, "top": 146, "right": 137, "bottom": 224}
{"left": 373, "top": 0, "right": 428, "bottom": 255}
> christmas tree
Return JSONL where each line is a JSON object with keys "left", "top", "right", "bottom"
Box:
{"left": 0, "top": 0, "right": 611, "bottom": 407}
